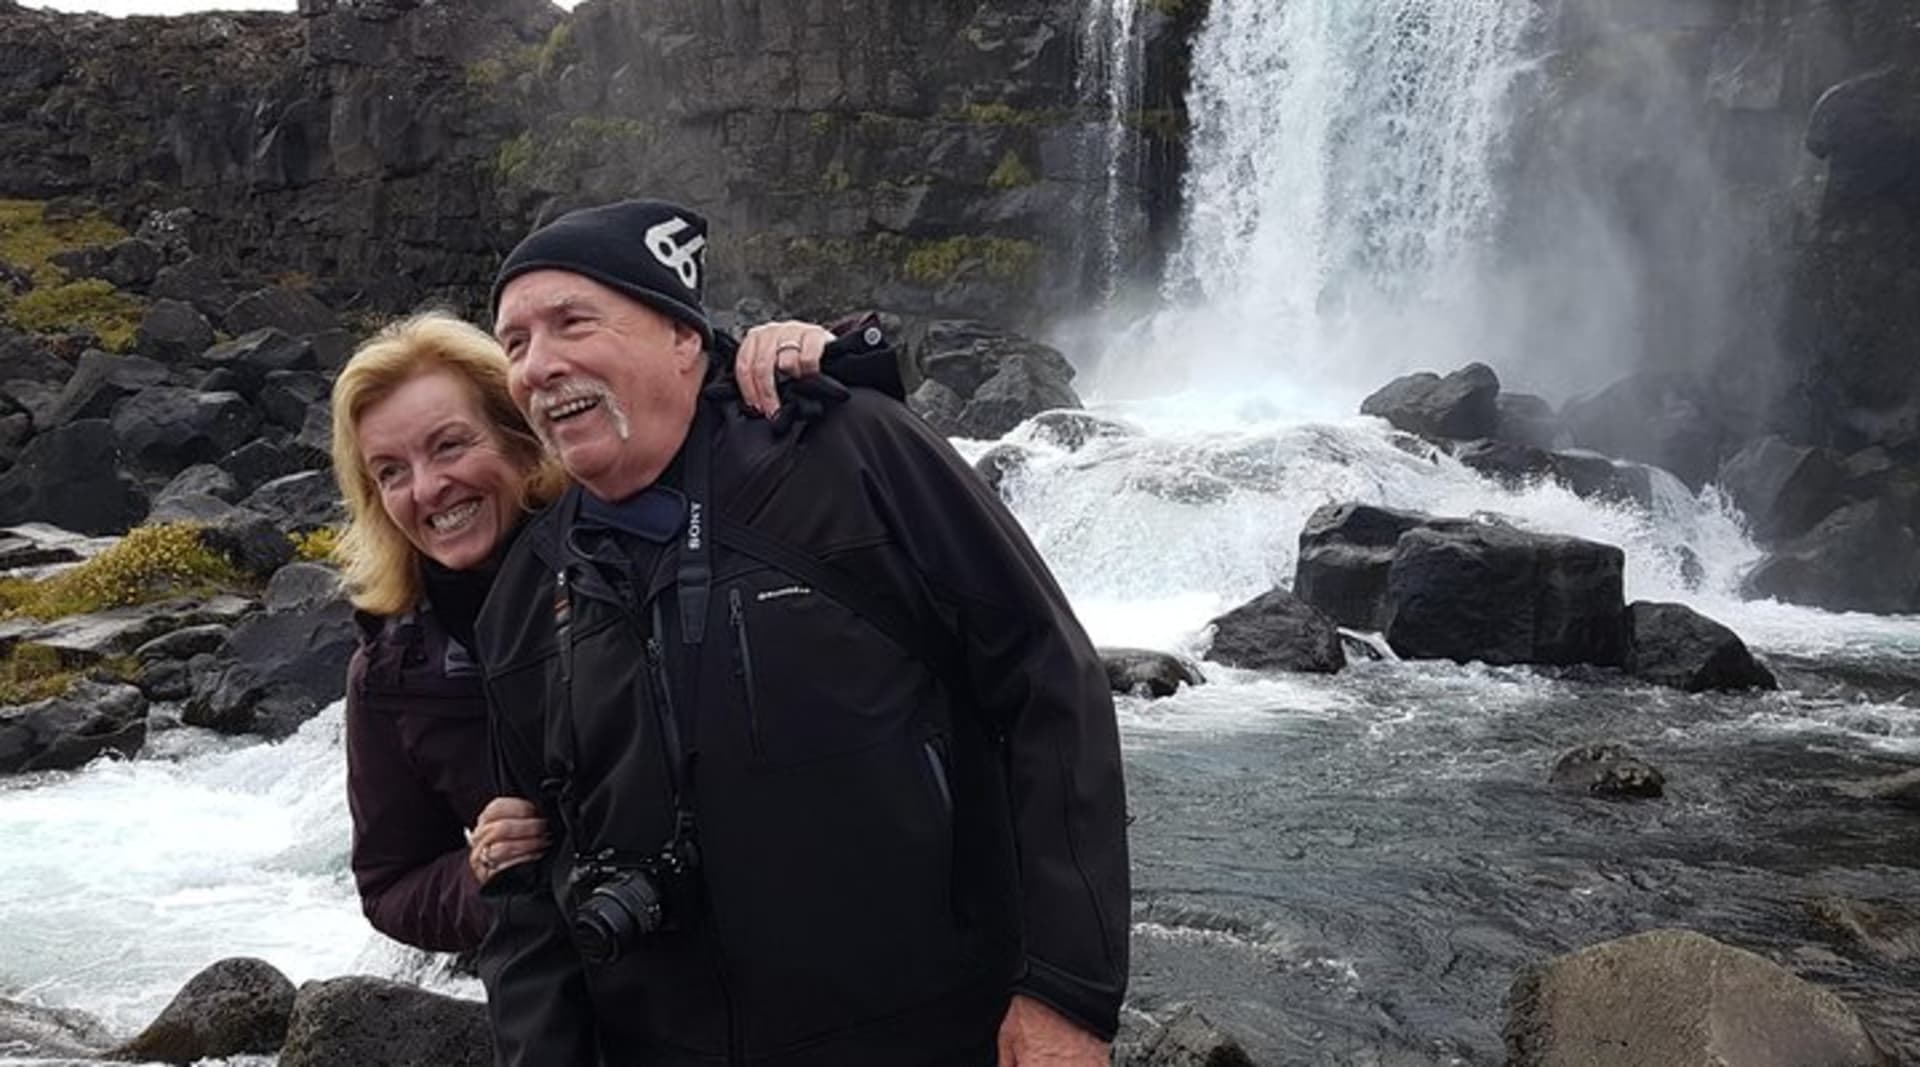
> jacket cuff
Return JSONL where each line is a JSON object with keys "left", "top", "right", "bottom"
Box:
{"left": 1011, "top": 956, "right": 1122, "bottom": 1043}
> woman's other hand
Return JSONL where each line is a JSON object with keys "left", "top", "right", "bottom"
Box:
{"left": 735, "top": 321, "right": 834, "bottom": 419}
{"left": 468, "top": 796, "right": 550, "bottom": 885}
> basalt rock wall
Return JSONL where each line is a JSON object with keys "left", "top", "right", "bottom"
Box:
{"left": 0, "top": 0, "right": 1197, "bottom": 329}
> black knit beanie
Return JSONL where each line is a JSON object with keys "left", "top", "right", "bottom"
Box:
{"left": 490, "top": 198, "right": 714, "bottom": 347}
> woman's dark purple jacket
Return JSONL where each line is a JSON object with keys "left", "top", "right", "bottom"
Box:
{"left": 345, "top": 606, "right": 495, "bottom": 952}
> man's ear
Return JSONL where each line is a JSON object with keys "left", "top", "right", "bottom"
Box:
{"left": 672, "top": 322, "right": 705, "bottom": 373}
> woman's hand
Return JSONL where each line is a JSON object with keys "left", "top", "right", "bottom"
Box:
{"left": 468, "top": 796, "right": 550, "bottom": 885}
{"left": 735, "top": 321, "right": 835, "bottom": 419}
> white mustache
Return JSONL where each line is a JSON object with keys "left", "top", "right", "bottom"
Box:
{"left": 528, "top": 378, "right": 632, "bottom": 447}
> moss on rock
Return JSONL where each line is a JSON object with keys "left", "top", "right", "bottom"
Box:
{"left": 0, "top": 523, "right": 246, "bottom": 621}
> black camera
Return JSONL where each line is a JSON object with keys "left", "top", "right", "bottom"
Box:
{"left": 567, "top": 837, "right": 701, "bottom": 966}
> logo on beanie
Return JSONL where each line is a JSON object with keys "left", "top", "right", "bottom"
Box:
{"left": 646, "top": 217, "right": 707, "bottom": 292}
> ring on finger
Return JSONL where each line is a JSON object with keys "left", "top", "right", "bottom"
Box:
{"left": 774, "top": 340, "right": 804, "bottom": 356}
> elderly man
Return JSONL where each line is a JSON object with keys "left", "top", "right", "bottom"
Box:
{"left": 474, "top": 198, "right": 1128, "bottom": 1067}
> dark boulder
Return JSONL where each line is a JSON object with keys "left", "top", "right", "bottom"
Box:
{"left": 240, "top": 471, "right": 345, "bottom": 534}
{"left": 1293, "top": 502, "right": 1436, "bottom": 630}
{"left": 1546, "top": 450, "right": 1657, "bottom": 508}
{"left": 1715, "top": 436, "right": 1848, "bottom": 543}
{"left": 46, "top": 350, "right": 172, "bottom": 429}
{"left": 1625, "top": 601, "right": 1776, "bottom": 692}
{"left": 909, "top": 320, "right": 1081, "bottom": 439}
{"left": 223, "top": 286, "right": 341, "bottom": 340}
{"left": 1360, "top": 362, "right": 1500, "bottom": 441}
{"left": 0, "top": 681, "right": 147, "bottom": 775}
{"left": 1496, "top": 392, "right": 1562, "bottom": 451}
{"left": 199, "top": 509, "right": 299, "bottom": 580}
{"left": 278, "top": 976, "right": 490, "bottom": 1067}
{"left": 0, "top": 996, "right": 112, "bottom": 1061}
{"left": 1550, "top": 743, "right": 1666, "bottom": 800}
{"left": 149, "top": 257, "right": 238, "bottom": 321}
{"left": 134, "top": 299, "right": 216, "bottom": 364}
{"left": 0, "top": 324, "right": 72, "bottom": 388}
{"left": 134, "top": 623, "right": 233, "bottom": 665}
{"left": 259, "top": 371, "right": 331, "bottom": 433}
{"left": 0, "top": 420, "right": 148, "bottom": 535}
{"left": 110, "top": 956, "right": 295, "bottom": 1064}
{"left": 1561, "top": 372, "right": 1728, "bottom": 490}
{"left": 1505, "top": 929, "right": 1895, "bottom": 1066}
{"left": 110, "top": 388, "right": 262, "bottom": 480}
{"left": 1115, "top": 1004, "right": 1255, "bottom": 1067}
{"left": 1451, "top": 439, "right": 1555, "bottom": 488}
{"left": 224, "top": 439, "right": 308, "bottom": 498}
{"left": 1204, "top": 588, "right": 1345, "bottom": 674}
{"left": 1100, "top": 648, "right": 1205, "bottom": 698}
{"left": 200, "top": 329, "right": 316, "bottom": 396}
{"left": 154, "top": 463, "right": 239, "bottom": 507}
{"left": 1384, "top": 522, "right": 1626, "bottom": 667}
{"left": 910, "top": 379, "right": 969, "bottom": 437}
{"left": 98, "top": 238, "right": 166, "bottom": 291}
{"left": 1742, "top": 500, "right": 1920, "bottom": 614}
{"left": 183, "top": 563, "right": 354, "bottom": 737}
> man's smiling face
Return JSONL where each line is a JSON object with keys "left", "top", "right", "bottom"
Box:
{"left": 494, "top": 270, "right": 705, "bottom": 501}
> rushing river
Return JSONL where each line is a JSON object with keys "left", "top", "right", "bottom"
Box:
{"left": 4, "top": 402, "right": 1918, "bottom": 1064}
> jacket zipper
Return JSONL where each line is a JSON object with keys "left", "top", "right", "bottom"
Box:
{"left": 728, "top": 588, "right": 763, "bottom": 760}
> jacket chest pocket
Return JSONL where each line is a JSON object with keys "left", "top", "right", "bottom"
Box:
{"left": 721, "top": 569, "right": 931, "bottom": 770}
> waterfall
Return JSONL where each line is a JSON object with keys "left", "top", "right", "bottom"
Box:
{"left": 1094, "top": 0, "right": 1536, "bottom": 405}
{"left": 1075, "top": 0, "right": 1144, "bottom": 304}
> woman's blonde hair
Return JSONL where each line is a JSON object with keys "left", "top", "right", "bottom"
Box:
{"left": 330, "top": 310, "right": 567, "bottom": 616}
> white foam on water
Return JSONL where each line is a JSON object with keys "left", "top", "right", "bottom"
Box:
{"left": 0, "top": 705, "right": 406, "bottom": 1037}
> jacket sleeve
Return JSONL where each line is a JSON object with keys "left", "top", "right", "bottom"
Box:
{"left": 844, "top": 394, "right": 1131, "bottom": 1040}
{"left": 474, "top": 670, "right": 600, "bottom": 1067}
{"left": 345, "top": 647, "right": 494, "bottom": 953}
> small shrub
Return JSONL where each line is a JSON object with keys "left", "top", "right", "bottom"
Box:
{"left": 535, "top": 22, "right": 575, "bottom": 77}
{"left": 3, "top": 523, "right": 244, "bottom": 620}
{"left": 290, "top": 526, "right": 341, "bottom": 564}
{"left": 987, "top": 150, "right": 1036, "bottom": 189}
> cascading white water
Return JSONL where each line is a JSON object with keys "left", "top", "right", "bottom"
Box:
{"left": 1093, "top": 0, "right": 1534, "bottom": 406}
{"left": 0, "top": 707, "right": 471, "bottom": 1043}
{"left": 1074, "top": 0, "right": 1144, "bottom": 304}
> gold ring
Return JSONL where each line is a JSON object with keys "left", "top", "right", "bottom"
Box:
{"left": 774, "top": 340, "right": 803, "bottom": 356}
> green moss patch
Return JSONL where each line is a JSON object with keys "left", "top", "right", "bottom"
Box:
{"left": 0, "top": 199, "right": 146, "bottom": 350}
{"left": 0, "top": 200, "right": 128, "bottom": 285}
{"left": 5, "top": 279, "right": 145, "bottom": 352}
{"left": 0, "top": 523, "right": 246, "bottom": 621}
{"left": 904, "top": 236, "right": 1040, "bottom": 284}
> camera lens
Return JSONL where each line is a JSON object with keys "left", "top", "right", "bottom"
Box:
{"left": 572, "top": 873, "right": 665, "bottom": 966}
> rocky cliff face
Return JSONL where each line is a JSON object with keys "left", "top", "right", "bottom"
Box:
{"left": 0, "top": 0, "right": 1197, "bottom": 329}
{"left": 1505, "top": 0, "right": 1920, "bottom": 456}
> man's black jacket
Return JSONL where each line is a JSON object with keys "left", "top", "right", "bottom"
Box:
{"left": 473, "top": 388, "right": 1129, "bottom": 1066}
